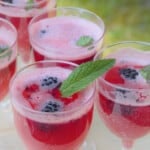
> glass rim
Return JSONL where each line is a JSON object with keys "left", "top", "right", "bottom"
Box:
{"left": 28, "top": 6, "right": 105, "bottom": 60}
{"left": 94, "top": 41, "right": 150, "bottom": 56}
{"left": 0, "top": 18, "right": 17, "bottom": 57}
{"left": 0, "top": 0, "right": 47, "bottom": 8}
{"left": 94, "top": 40, "right": 150, "bottom": 92}
{"left": 10, "top": 60, "right": 96, "bottom": 116}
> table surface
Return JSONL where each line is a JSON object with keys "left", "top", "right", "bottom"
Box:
{"left": 0, "top": 105, "right": 150, "bottom": 150}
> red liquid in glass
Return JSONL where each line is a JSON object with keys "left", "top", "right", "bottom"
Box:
{"left": 0, "top": 59, "right": 16, "bottom": 101}
{"left": 97, "top": 65, "right": 150, "bottom": 142}
{"left": 12, "top": 65, "right": 94, "bottom": 150}
{"left": 33, "top": 50, "right": 95, "bottom": 64}
{"left": 14, "top": 106, "right": 93, "bottom": 150}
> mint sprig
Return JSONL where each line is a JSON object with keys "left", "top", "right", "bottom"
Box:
{"left": 0, "top": 46, "right": 12, "bottom": 59}
{"left": 76, "top": 36, "right": 94, "bottom": 47}
{"left": 60, "top": 59, "right": 115, "bottom": 97}
{"left": 140, "top": 65, "right": 150, "bottom": 82}
{"left": 25, "top": 0, "right": 34, "bottom": 10}
{"left": 0, "top": 47, "right": 7, "bottom": 54}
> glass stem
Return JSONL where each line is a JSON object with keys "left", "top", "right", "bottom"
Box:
{"left": 121, "top": 139, "right": 134, "bottom": 150}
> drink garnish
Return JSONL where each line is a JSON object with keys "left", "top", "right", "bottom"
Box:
{"left": 25, "top": 0, "right": 34, "bottom": 10}
{"left": 0, "top": 46, "right": 7, "bottom": 54}
{"left": 140, "top": 65, "right": 150, "bottom": 82}
{"left": 0, "top": 46, "right": 12, "bottom": 59}
{"left": 60, "top": 59, "right": 115, "bottom": 97}
{"left": 76, "top": 35, "right": 94, "bottom": 47}
{"left": 120, "top": 68, "right": 139, "bottom": 80}
{"left": 41, "top": 100, "right": 63, "bottom": 112}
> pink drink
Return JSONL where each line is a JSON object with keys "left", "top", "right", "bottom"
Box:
{"left": 96, "top": 42, "right": 150, "bottom": 149}
{"left": 29, "top": 7, "right": 105, "bottom": 64}
{"left": 0, "top": 18, "right": 17, "bottom": 101}
{"left": 10, "top": 61, "right": 95, "bottom": 150}
{"left": 0, "top": 0, "right": 56, "bottom": 63}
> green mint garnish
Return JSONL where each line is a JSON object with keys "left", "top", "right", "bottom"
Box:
{"left": 60, "top": 59, "right": 115, "bottom": 97}
{"left": 140, "top": 65, "right": 150, "bottom": 82}
{"left": 25, "top": 0, "right": 34, "bottom": 10}
{"left": 0, "top": 46, "right": 12, "bottom": 59}
{"left": 0, "top": 47, "right": 7, "bottom": 54}
{"left": 76, "top": 36, "right": 94, "bottom": 47}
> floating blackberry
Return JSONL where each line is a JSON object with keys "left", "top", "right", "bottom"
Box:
{"left": 120, "top": 68, "right": 139, "bottom": 80}
{"left": 41, "top": 100, "right": 62, "bottom": 112}
{"left": 121, "top": 105, "right": 134, "bottom": 116}
{"left": 40, "top": 29, "right": 47, "bottom": 34}
{"left": 41, "top": 76, "right": 61, "bottom": 89}
{"left": 0, "top": 45, "right": 8, "bottom": 53}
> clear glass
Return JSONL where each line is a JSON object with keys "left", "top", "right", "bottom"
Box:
{"left": 28, "top": 7, "right": 105, "bottom": 64}
{"left": 0, "top": 17, "right": 17, "bottom": 112}
{"left": 0, "top": 0, "right": 56, "bottom": 64}
{"left": 10, "top": 60, "right": 96, "bottom": 150}
{"left": 0, "top": 18, "right": 17, "bottom": 148}
{"left": 94, "top": 41, "right": 150, "bottom": 150}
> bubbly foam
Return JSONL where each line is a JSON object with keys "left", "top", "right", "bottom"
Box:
{"left": 99, "top": 47, "right": 150, "bottom": 106}
{"left": 0, "top": 0, "right": 56, "bottom": 17}
{"left": 11, "top": 66, "right": 94, "bottom": 123}
{"left": 30, "top": 16, "right": 103, "bottom": 60}
{"left": 0, "top": 27, "right": 15, "bottom": 45}
{"left": 109, "top": 48, "right": 150, "bottom": 66}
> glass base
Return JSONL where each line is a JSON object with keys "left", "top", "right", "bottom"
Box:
{"left": 80, "top": 141, "right": 97, "bottom": 150}
{"left": 0, "top": 97, "right": 14, "bottom": 131}
{"left": 0, "top": 131, "right": 97, "bottom": 150}
{"left": 0, "top": 106, "right": 149, "bottom": 150}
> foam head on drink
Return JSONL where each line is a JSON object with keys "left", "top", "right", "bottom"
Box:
{"left": 29, "top": 15, "right": 104, "bottom": 64}
{"left": 104, "top": 47, "right": 150, "bottom": 103}
{"left": 11, "top": 62, "right": 94, "bottom": 150}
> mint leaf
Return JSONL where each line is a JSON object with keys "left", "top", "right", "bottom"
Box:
{"left": 76, "top": 36, "right": 94, "bottom": 47}
{"left": 0, "top": 47, "right": 7, "bottom": 54}
{"left": 140, "top": 65, "right": 150, "bottom": 82}
{"left": 25, "top": 0, "right": 34, "bottom": 10}
{"left": 0, "top": 46, "right": 12, "bottom": 59}
{"left": 60, "top": 59, "right": 115, "bottom": 97}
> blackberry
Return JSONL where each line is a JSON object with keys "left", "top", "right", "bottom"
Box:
{"left": 41, "top": 100, "right": 62, "bottom": 112}
{"left": 2, "top": 0, "right": 13, "bottom": 3}
{"left": 120, "top": 68, "right": 139, "bottom": 80}
{"left": 41, "top": 76, "right": 61, "bottom": 89}
{"left": 40, "top": 29, "right": 47, "bottom": 34}
{"left": 121, "top": 105, "right": 133, "bottom": 116}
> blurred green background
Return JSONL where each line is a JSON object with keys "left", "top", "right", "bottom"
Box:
{"left": 57, "top": 0, "right": 150, "bottom": 45}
